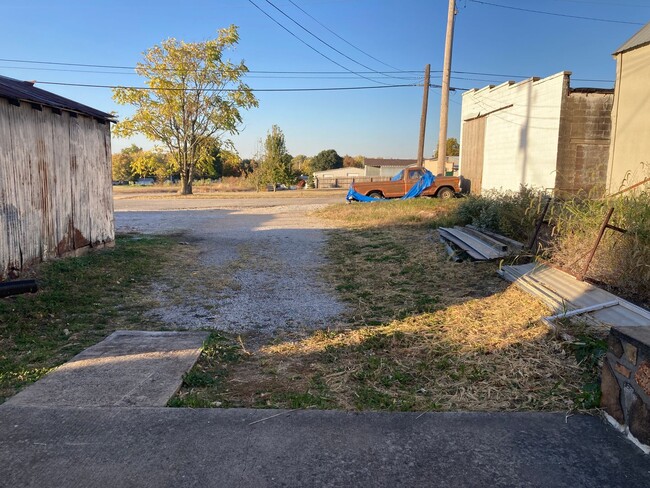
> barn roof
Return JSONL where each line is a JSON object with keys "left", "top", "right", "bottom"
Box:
{"left": 0, "top": 75, "right": 115, "bottom": 122}
{"left": 613, "top": 21, "right": 650, "bottom": 55}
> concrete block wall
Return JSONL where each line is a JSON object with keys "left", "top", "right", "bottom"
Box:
{"left": 556, "top": 91, "right": 613, "bottom": 195}
{"left": 602, "top": 326, "right": 650, "bottom": 454}
{"left": 460, "top": 72, "right": 568, "bottom": 193}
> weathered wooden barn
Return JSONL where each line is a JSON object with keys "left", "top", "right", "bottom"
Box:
{"left": 0, "top": 75, "right": 115, "bottom": 280}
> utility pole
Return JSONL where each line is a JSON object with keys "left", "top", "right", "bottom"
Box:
{"left": 417, "top": 64, "right": 431, "bottom": 168}
{"left": 437, "top": 0, "right": 456, "bottom": 176}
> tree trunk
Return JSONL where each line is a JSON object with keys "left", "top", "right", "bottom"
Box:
{"left": 179, "top": 169, "right": 193, "bottom": 195}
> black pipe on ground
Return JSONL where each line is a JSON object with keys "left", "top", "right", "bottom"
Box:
{"left": 0, "top": 280, "right": 38, "bottom": 298}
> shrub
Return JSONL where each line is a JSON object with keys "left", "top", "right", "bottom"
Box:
{"left": 454, "top": 186, "right": 545, "bottom": 242}
{"left": 545, "top": 190, "right": 650, "bottom": 302}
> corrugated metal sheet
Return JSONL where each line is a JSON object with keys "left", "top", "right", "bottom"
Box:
{"left": 439, "top": 226, "right": 516, "bottom": 261}
{"left": 613, "top": 21, "right": 650, "bottom": 55}
{"left": 0, "top": 75, "right": 115, "bottom": 121}
{"left": 0, "top": 96, "right": 114, "bottom": 280}
{"left": 500, "top": 263, "right": 650, "bottom": 327}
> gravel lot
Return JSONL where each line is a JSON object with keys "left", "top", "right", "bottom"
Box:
{"left": 114, "top": 194, "right": 346, "bottom": 334}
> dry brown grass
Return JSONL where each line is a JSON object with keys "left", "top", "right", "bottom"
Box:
{"left": 113, "top": 185, "right": 346, "bottom": 200}
{"left": 315, "top": 198, "right": 460, "bottom": 229}
{"left": 173, "top": 200, "right": 596, "bottom": 412}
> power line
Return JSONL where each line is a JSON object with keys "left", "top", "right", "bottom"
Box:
{"left": 0, "top": 58, "right": 425, "bottom": 74}
{"left": 0, "top": 65, "right": 420, "bottom": 80}
{"left": 467, "top": 0, "right": 645, "bottom": 25}
{"left": 32, "top": 80, "right": 420, "bottom": 92}
{"left": 260, "top": 0, "right": 395, "bottom": 83}
{"left": 246, "top": 0, "right": 387, "bottom": 85}
{"left": 286, "top": 0, "right": 402, "bottom": 72}
{"left": 0, "top": 58, "right": 614, "bottom": 83}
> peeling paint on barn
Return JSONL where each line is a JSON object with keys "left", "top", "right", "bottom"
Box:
{"left": 0, "top": 75, "right": 116, "bottom": 280}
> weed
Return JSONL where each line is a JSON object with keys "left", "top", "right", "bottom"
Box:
{"left": 0, "top": 234, "right": 179, "bottom": 404}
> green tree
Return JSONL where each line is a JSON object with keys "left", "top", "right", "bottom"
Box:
{"left": 343, "top": 154, "right": 364, "bottom": 168}
{"left": 111, "top": 144, "right": 142, "bottom": 181}
{"left": 219, "top": 149, "right": 242, "bottom": 177}
{"left": 131, "top": 150, "right": 170, "bottom": 181}
{"left": 291, "top": 154, "right": 310, "bottom": 173}
{"left": 433, "top": 138, "right": 460, "bottom": 159}
{"left": 239, "top": 158, "right": 256, "bottom": 177}
{"left": 310, "top": 149, "right": 343, "bottom": 172}
{"left": 258, "top": 125, "right": 294, "bottom": 190}
{"left": 112, "top": 25, "right": 258, "bottom": 195}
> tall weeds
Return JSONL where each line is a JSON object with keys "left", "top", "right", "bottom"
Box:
{"left": 454, "top": 185, "right": 650, "bottom": 304}
{"left": 546, "top": 190, "right": 650, "bottom": 303}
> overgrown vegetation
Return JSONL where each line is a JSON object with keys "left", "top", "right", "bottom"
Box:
{"left": 451, "top": 186, "right": 650, "bottom": 304}
{"left": 176, "top": 198, "right": 601, "bottom": 412}
{"left": 0, "top": 235, "right": 180, "bottom": 403}
{"left": 545, "top": 192, "right": 650, "bottom": 303}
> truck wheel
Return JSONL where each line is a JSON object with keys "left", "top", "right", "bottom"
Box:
{"left": 436, "top": 187, "right": 454, "bottom": 199}
{"left": 368, "top": 191, "right": 383, "bottom": 199}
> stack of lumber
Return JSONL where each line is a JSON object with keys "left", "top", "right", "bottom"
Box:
{"left": 438, "top": 225, "right": 523, "bottom": 261}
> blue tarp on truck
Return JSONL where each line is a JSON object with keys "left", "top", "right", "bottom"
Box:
{"left": 346, "top": 170, "right": 435, "bottom": 202}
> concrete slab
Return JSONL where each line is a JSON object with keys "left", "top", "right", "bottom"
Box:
{"left": 4, "top": 331, "right": 208, "bottom": 407}
{"left": 0, "top": 407, "right": 649, "bottom": 488}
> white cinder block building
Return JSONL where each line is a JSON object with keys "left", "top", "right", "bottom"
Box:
{"left": 459, "top": 72, "right": 613, "bottom": 195}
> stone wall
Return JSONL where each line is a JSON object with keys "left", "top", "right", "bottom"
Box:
{"left": 601, "top": 326, "right": 650, "bottom": 453}
{"left": 555, "top": 90, "right": 613, "bottom": 196}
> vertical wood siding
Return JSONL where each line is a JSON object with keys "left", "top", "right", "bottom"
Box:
{"left": 0, "top": 98, "right": 114, "bottom": 280}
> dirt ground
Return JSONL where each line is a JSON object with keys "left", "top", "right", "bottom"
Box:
{"left": 114, "top": 192, "right": 347, "bottom": 334}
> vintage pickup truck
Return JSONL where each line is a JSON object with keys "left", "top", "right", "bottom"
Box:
{"left": 348, "top": 166, "right": 461, "bottom": 200}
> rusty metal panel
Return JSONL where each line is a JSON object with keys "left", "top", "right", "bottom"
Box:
{"left": 460, "top": 117, "right": 486, "bottom": 195}
{"left": 0, "top": 97, "right": 114, "bottom": 280}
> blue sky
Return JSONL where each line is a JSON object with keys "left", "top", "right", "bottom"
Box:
{"left": 1, "top": 0, "right": 648, "bottom": 159}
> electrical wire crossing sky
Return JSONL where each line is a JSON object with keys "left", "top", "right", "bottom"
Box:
{"left": 0, "top": 0, "right": 647, "bottom": 158}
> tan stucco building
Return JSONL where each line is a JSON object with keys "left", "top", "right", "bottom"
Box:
{"left": 608, "top": 21, "right": 650, "bottom": 193}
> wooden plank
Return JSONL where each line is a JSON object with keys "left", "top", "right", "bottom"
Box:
{"left": 440, "top": 227, "right": 507, "bottom": 259}
{"left": 467, "top": 225, "right": 525, "bottom": 251}
{"left": 438, "top": 228, "right": 487, "bottom": 260}
{"left": 460, "top": 117, "right": 485, "bottom": 195}
{"left": 455, "top": 226, "right": 508, "bottom": 252}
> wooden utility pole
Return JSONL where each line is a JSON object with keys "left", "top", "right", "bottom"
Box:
{"left": 437, "top": 0, "right": 456, "bottom": 176}
{"left": 417, "top": 64, "right": 431, "bottom": 167}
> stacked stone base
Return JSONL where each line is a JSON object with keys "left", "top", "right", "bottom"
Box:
{"left": 601, "top": 326, "right": 650, "bottom": 454}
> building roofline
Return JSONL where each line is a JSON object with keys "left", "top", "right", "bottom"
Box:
{"left": 0, "top": 75, "right": 116, "bottom": 122}
{"left": 613, "top": 21, "right": 650, "bottom": 55}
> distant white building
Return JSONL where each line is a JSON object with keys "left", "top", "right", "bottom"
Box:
{"left": 312, "top": 167, "right": 364, "bottom": 179}
{"left": 363, "top": 158, "right": 416, "bottom": 177}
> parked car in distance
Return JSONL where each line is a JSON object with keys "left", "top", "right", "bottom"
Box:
{"left": 135, "top": 177, "right": 155, "bottom": 186}
{"left": 348, "top": 166, "right": 461, "bottom": 200}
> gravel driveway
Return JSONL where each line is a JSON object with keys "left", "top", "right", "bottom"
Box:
{"left": 114, "top": 195, "right": 346, "bottom": 334}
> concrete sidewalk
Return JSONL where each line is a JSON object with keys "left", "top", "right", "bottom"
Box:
{"left": 4, "top": 331, "right": 208, "bottom": 407}
{"left": 1, "top": 406, "right": 648, "bottom": 488}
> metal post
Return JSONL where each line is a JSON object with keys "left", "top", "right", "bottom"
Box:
{"left": 577, "top": 207, "right": 615, "bottom": 281}
{"left": 528, "top": 197, "right": 552, "bottom": 252}
{"left": 437, "top": 0, "right": 456, "bottom": 176}
{"left": 417, "top": 64, "right": 431, "bottom": 168}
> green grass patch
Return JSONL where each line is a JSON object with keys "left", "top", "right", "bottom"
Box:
{"left": 0, "top": 234, "right": 179, "bottom": 403}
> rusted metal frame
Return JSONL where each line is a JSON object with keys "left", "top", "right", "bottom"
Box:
{"left": 607, "top": 177, "right": 650, "bottom": 198}
{"left": 576, "top": 207, "right": 627, "bottom": 281}
{"left": 527, "top": 196, "right": 552, "bottom": 252}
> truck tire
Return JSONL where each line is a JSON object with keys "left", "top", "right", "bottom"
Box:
{"left": 436, "top": 187, "right": 455, "bottom": 199}
{"left": 367, "top": 191, "right": 384, "bottom": 199}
